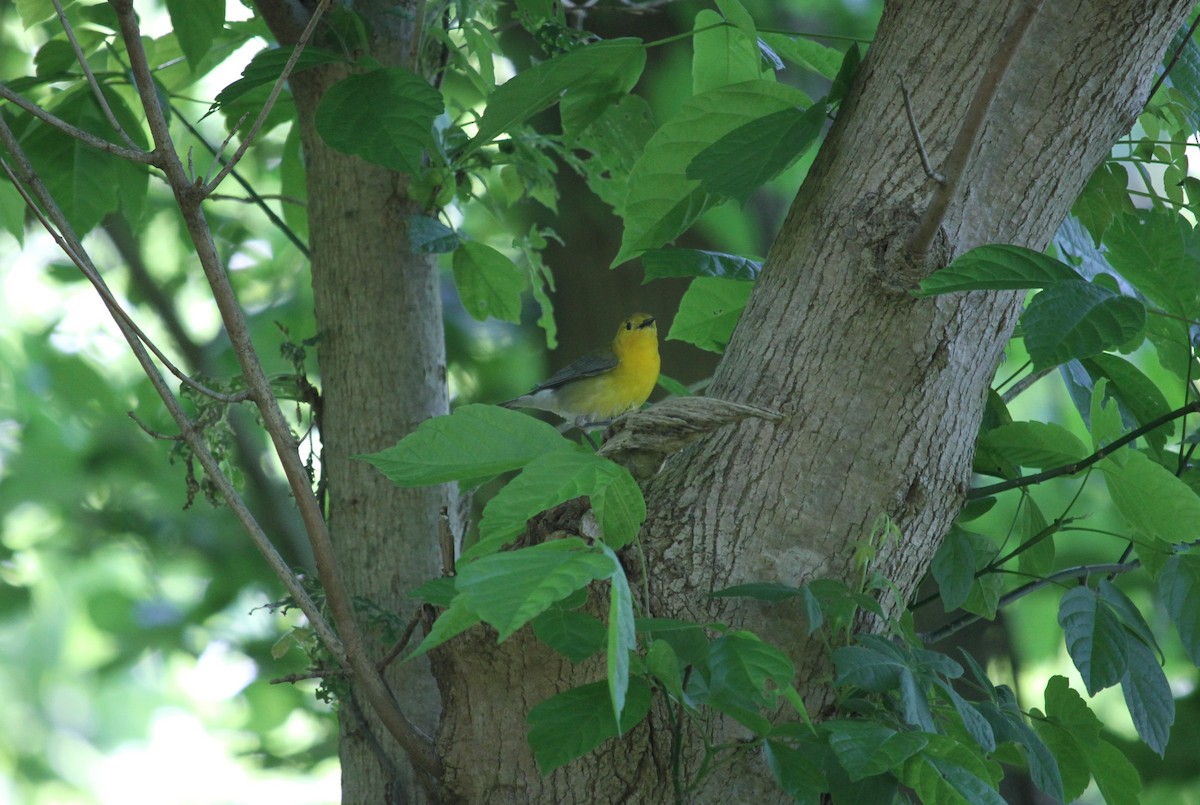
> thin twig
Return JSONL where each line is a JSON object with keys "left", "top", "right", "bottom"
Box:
{"left": 899, "top": 76, "right": 944, "bottom": 183}
{"left": 210, "top": 193, "right": 307, "bottom": 206}
{"left": 111, "top": 0, "right": 441, "bottom": 779}
{"left": 201, "top": 0, "right": 332, "bottom": 196}
{"left": 203, "top": 112, "right": 249, "bottom": 186}
{"left": 0, "top": 114, "right": 343, "bottom": 664}
{"left": 51, "top": 0, "right": 141, "bottom": 151}
{"left": 905, "top": 0, "right": 1044, "bottom": 259}
{"left": 969, "top": 398, "right": 1200, "bottom": 499}
{"left": 128, "top": 411, "right": 183, "bottom": 441}
{"left": 920, "top": 561, "right": 1139, "bottom": 644}
{"left": 0, "top": 84, "right": 155, "bottom": 163}
{"left": 1001, "top": 365, "right": 1053, "bottom": 403}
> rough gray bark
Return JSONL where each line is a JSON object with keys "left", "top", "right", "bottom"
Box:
{"left": 262, "top": 0, "right": 1195, "bottom": 801}
{"left": 258, "top": 2, "right": 450, "bottom": 800}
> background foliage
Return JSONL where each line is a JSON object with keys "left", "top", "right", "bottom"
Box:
{"left": 4, "top": 0, "right": 1200, "bottom": 802}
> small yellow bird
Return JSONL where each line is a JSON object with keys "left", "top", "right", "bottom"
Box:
{"left": 501, "top": 313, "right": 661, "bottom": 429}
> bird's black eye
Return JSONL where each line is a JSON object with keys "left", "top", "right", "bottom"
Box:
{"left": 625, "top": 321, "right": 632, "bottom": 330}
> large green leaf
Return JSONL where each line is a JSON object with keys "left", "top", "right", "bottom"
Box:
{"left": 456, "top": 539, "right": 614, "bottom": 640}
{"left": 613, "top": 80, "right": 809, "bottom": 266}
{"left": 977, "top": 421, "right": 1089, "bottom": 470}
{"left": 1071, "top": 161, "right": 1134, "bottom": 246}
{"left": 464, "top": 39, "right": 645, "bottom": 157}
{"left": 641, "top": 248, "right": 761, "bottom": 283}
{"left": 532, "top": 606, "right": 605, "bottom": 662}
{"left": 1080, "top": 353, "right": 1172, "bottom": 455}
{"left": 18, "top": 85, "right": 149, "bottom": 236}
{"left": 1104, "top": 207, "right": 1200, "bottom": 318}
{"left": 1158, "top": 552, "right": 1200, "bottom": 664}
{"left": 686, "top": 104, "right": 824, "bottom": 202}
{"left": 1057, "top": 586, "right": 1128, "bottom": 695}
{"left": 359, "top": 403, "right": 570, "bottom": 487}
{"left": 1021, "top": 281, "right": 1146, "bottom": 370}
{"left": 602, "top": 545, "right": 636, "bottom": 726}
{"left": 315, "top": 67, "right": 444, "bottom": 174}
{"left": 692, "top": 8, "right": 765, "bottom": 95}
{"left": 452, "top": 241, "right": 525, "bottom": 323}
{"left": 916, "top": 244, "right": 1081, "bottom": 296}
{"left": 1101, "top": 447, "right": 1200, "bottom": 550}
{"left": 210, "top": 46, "right": 346, "bottom": 112}
{"left": 477, "top": 450, "right": 645, "bottom": 551}
{"left": 1119, "top": 635, "right": 1174, "bottom": 756}
{"left": 527, "top": 678, "right": 652, "bottom": 774}
{"left": 930, "top": 527, "right": 976, "bottom": 611}
{"left": 668, "top": 276, "right": 754, "bottom": 353}
{"left": 758, "top": 33, "right": 843, "bottom": 79}
{"left": 165, "top": 0, "right": 224, "bottom": 69}
{"left": 827, "top": 720, "right": 927, "bottom": 781}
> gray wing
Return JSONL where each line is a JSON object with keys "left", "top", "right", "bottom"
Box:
{"left": 530, "top": 349, "right": 618, "bottom": 392}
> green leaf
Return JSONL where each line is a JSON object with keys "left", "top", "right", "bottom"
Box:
{"left": 977, "top": 421, "right": 1088, "bottom": 469}
{"left": 668, "top": 276, "right": 754, "bottom": 353}
{"left": 602, "top": 545, "right": 636, "bottom": 727}
{"left": 764, "top": 738, "right": 827, "bottom": 801}
{"left": 532, "top": 606, "right": 605, "bottom": 662}
{"left": 456, "top": 539, "right": 613, "bottom": 640}
{"left": 637, "top": 618, "right": 710, "bottom": 667}
{"left": 1101, "top": 447, "right": 1200, "bottom": 550}
{"left": 686, "top": 104, "right": 824, "bottom": 202}
{"left": 407, "top": 215, "right": 460, "bottom": 253}
{"left": 1080, "top": 353, "right": 1172, "bottom": 455}
{"left": 1017, "top": 498, "right": 1055, "bottom": 578}
{"left": 1119, "top": 635, "right": 1174, "bottom": 756}
{"left": 315, "top": 67, "right": 444, "bottom": 174}
{"left": 915, "top": 244, "right": 1081, "bottom": 296}
{"left": 0, "top": 173, "right": 26, "bottom": 244}
{"left": 18, "top": 85, "right": 149, "bottom": 236}
{"left": 832, "top": 644, "right": 904, "bottom": 693}
{"left": 711, "top": 582, "right": 804, "bottom": 602}
{"left": 932, "top": 679, "right": 995, "bottom": 752}
{"left": 827, "top": 721, "right": 927, "bottom": 781}
{"left": 210, "top": 46, "right": 345, "bottom": 112}
{"left": 1058, "top": 586, "right": 1128, "bottom": 695}
{"left": 1021, "top": 281, "right": 1146, "bottom": 370}
{"left": 708, "top": 631, "right": 795, "bottom": 709}
{"left": 1104, "top": 208, "right": 1200, "bottom": 317}
{"left": 692, "top": 9, "right": 765, "bottom": 95}
{"left": 477, "top": 450, "right": 645, "bottom": 550}
{"left": 612, "top": 80, "right": 809, "bottom": 266}
{"left": 758, "top": 33, "right": 843, "bottom": 79}
{"left": 641, "top": 248, "right": 761, "bottom": 283}
{"left": 828, "top": 43, "right": 861, "bottom": 106}
{"left": 452, "top": 241, "right": 525, "bottom": 322}
{"left": 1034, "top": 678, "right": 1097, "bottom": 801}
{"left": 165, "top": 0, "right": 224, "bottom": 69}
{"left": 1071, "top": 161, "right": 1134, "bottom": 246}
{"left": 527, "top": 678, "right": 652, "bottom": 774}
{"left": 931, "top": 527, "right": 975, "bottom": 611}
{"left": 1158, "top": 552, "right": 1200, "bottom": 664}
{"left": 465, "top": 39, "right": 645, "bottom": 157}
{"left": 647, "top": 639, "right": 690, "bottom": 706}
{"left": 359, "top": 403, "right": 571, "bottom": 487}
{"left": 1089, "top": 737, "right": 1142, "bottom": 805}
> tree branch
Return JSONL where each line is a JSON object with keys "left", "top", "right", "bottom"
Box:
{"left": 905, "top": 0, "right": 1044, "bottom": 260}
{"left": 969, "top": 398, "right": 1200, "bottom": 499}
{"left": 0, "top": 84, "right": 156, "bottom": 164}
{"left": 110, "top": 0, "right": 442, "bottom": 780}
{"left": 920, "top": 560, "right": 1140, "bottom": 644}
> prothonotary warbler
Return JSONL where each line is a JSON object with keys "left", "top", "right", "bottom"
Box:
{"left": 501, "top": 313, "right": 660, "bottom": 429}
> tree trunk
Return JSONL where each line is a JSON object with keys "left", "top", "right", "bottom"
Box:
{"left": 259, "top": 4, "right": 450, "bottom": 800}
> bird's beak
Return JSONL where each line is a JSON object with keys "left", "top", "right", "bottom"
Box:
{"left": 638, "top": 317, "right": 655, "bottom": 329}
